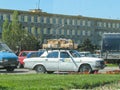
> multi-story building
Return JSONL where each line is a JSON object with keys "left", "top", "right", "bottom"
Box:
{"left": 0, "top": 8, "right": 120, "bottom": 47}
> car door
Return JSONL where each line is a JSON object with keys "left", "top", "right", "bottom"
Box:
{"left": 59, "top": 51, "right": 75, "bottom": 71}
{"left": 44, "top": 51, "right": 59, "bottom": 71}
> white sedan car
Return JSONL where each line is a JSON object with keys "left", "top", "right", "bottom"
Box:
{"left": 24, "top": 50, "right": 105, "bottom": 73}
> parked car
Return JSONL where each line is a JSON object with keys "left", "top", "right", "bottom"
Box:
{"left": 0, "top": 42, "right": 18, "bottom": 72}
{"left": 27, "top": 50, "right": 45, "bottom": 58}
{"left": 24, "top": 49, "right": 105, "bottom": 73}
{"left": 18, "top": 51, "right": 36, "bottom": 68}
{"left": 79, "top": 51, "right": 91, "bottom": 57}
{"left": 79, "top": 51, "right": 99, "bottom": 58}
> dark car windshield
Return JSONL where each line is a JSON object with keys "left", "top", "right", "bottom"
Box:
{"left": 69, "top": 50, "right": 81, "bottom": 58}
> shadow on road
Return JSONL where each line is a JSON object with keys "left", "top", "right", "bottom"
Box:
{"left": 0, "top": 69, "right": 30, "bottom": 74}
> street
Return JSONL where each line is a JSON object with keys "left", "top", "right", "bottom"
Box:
{"left": 0, "top": 66, "right": 119, "bottom": 74}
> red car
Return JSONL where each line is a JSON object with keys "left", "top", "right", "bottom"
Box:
{"left": 18, "top": 51, "right": 36, "bottom": 68}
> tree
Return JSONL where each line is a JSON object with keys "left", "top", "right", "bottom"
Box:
{"left": 2, "top": 11, "right": 40, "bottom": 51}
{"left": 2, "top": 18, "right": 11, "bottom": 45}
{"left": 79, "top": 38, "right": 95, "bottom": 52}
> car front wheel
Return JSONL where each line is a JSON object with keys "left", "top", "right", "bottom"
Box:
{"left": 35, "top": 65, "right": 46, "bottom": 73}
{"left": 79, "top": 64, "right": 92, "bottom": 73}
{"left": 6, "top": 67, "right": 15, "bottom": 72}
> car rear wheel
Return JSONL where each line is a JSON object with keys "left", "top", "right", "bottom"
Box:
{"left": 47, "top": 71, "right": 54, "bottom": 74}
{"left": 79, "top": 64, "right": 92, "bottom": 73}
{"left": 35, "top": 65, "right": 46, "bottom": 73}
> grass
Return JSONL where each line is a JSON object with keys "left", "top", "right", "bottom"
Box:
{"left": 106, "top": 63, "right": 119, "bottom": 67}
{"left": 0, "top": 74, "right": 120, "bottom": 90}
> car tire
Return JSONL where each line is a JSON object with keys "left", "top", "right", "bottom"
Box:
{"left": 35, "top": 65, "right": 46, "bottom": 73}
{"left": 47, "top": 71, "right": 54, "bottom": 74}
{"left": 79, "top": 64, "right": 92, "bottom": 73}
{"left": 6, "top": 67, "right": 15, "bottom": 72}
{"left": 18, "top": 63, "right": 24, "bottom": 68}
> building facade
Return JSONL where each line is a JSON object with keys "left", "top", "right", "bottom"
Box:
{"left": 0, "top": 8, "right": 120, "bottom": 47}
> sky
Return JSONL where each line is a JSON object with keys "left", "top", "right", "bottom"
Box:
{"left": 0, "top": 0, "right": 120, "bottom": 19}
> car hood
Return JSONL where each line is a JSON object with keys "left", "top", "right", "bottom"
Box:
{"left": 0, "top": 52, "right": 18, "bottom": 59}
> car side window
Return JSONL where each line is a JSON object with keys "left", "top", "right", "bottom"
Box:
{"left": 21, "top": 52, "right": 28, "bottom": 56}
{"left": 47, "top": 51, "right": 58, "bottom": 58}
{"left": 29, "top": 53, "right": 37, "bottom": 58}
{"left": 60, "top": 52, "right": 70, "bottom": 58}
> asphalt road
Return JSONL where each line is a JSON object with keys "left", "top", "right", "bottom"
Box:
{"left": 0, "top": 66, "right": 119, "bottom": 74}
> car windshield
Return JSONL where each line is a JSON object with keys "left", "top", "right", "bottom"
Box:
{"left": 69, "top": 50, "right": 81, "bottom": 58}
{"left": 0, "top": 43, "right": 12, "bottom": 52}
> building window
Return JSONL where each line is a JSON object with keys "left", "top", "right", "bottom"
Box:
{"left": 18, "top": 16, "right": 21, "bottom": 21}
{"left": 31, "top": 27, "right": 35, "bottom": 35}
{"left": 64, "top": 19, "right": 67, "bottom": 25}
{"left": 67, "top": 29, "right": 70, "bottom": 35}
{"left": 37, "top": 28, "right": 41, "bottom": 34}
{"left": 56, "top": 18, "right": 59, "bottom": 24}
{"left": 87, "top": 31, "right": 91, "bottom": 36}
{"left": 58, "top": 18, "right": 62, "bottom": 24}
{"left": 87, "top": 21, "right": 91, "bottom": 27}
{"left": 62, "top": 18, "right": 64, "bottom": 25}
{"left": 103, "top": 22, "right": 106, "bottom": 27}
{"left": 77, "top": 30, "right": 81, "bottom": 36}
{"left": 77, "top": 20, "right": 80, "bottom": 25}
{"left": 10, "top": 14, "right": 12, "bottom": 21}
{"left": 52, "top": 18, "right": 56, "bottom": 24}
{"left": 28, "top": 16, "right": 31, "bottom": 22}
{"left": 3, "top": 14, "right": 6, "bottom": 20}
{"left": 0, "top": 14, "right": 3, "bottom": 20}
{"left": 46, "top": 17, "right": 50, "bottom": 24}
{"left": 69, "top": 19, "right": 72, "bottom": 25}
{"left": 6, "top": 14, "right": 10, "bottom": 21}
{"left": 116, "top": 23, "right": 119, "bottom": 28}
{"left": 24, "top": 27, "right": 28, "bottom": 31}
{"left": 31, "top": 16, "right": 34, "bottom": 22}
{"left": 35, "top": 27, "right": 38, "bottom": 36}
{"left": 98, "top": 31, "right": 102, "bottom": 36}
{"left": 82, "top": 31, "right": 86, "bottom": 36}
{"left": 97, "top": 22, "right": 102, "bottom": 27}
{"left": 59, "top": 29, "right": 62, "bottom": 35}
{"left": 61, "top": 29, "right": 64, "bottom": 35}
{"left": 40, "top": 16, "right": 44, "bottom": 23}
{"left": 34, "top": 16, "right": 37, "bottom": 22}
{"left": 47, "top": 28, "right": 50, "bottom": 34}
{"left": 72, "top": 19, "right": 75, "bottom": 25}
{"left": 73, "top": 19, "right": 77, "bottom": 25}
{"left": 82, "top": 20, "right": 86, "bottom": 26}
{"left": 43, "top": 17, "right": 46, "bottom": 23}
{"left": 108, "top": 23, "right": 111, "bottom": 28}
{"left": 50, "top": 28, "right": 53, "bottom": 34}
{"left": 72, "top": 30, "right": 75, "bottom": 35}
{"left": 21, "top": 15, "right": 25, "bottom": 22}
{"left": 43, "top": 28, "right": 47, "bottom": 34}
{"left": 67, "top": 19, "right": 69, "bottom": 25}
{"left": 50, "top": 17, "right": 53, "bottom": 24}
{"left": 24, "top": 16, "right": 28, "bottom": 22}
{"left": 112, "top": 23, "right": 116, "bottom": 28}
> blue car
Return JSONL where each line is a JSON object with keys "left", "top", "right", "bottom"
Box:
{"left": 0, "top": 42, "right": 18, "bottom": 72}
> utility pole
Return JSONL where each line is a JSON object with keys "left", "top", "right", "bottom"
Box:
{"left": 38, "top": 0, "right": 40, "bottom": 9}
